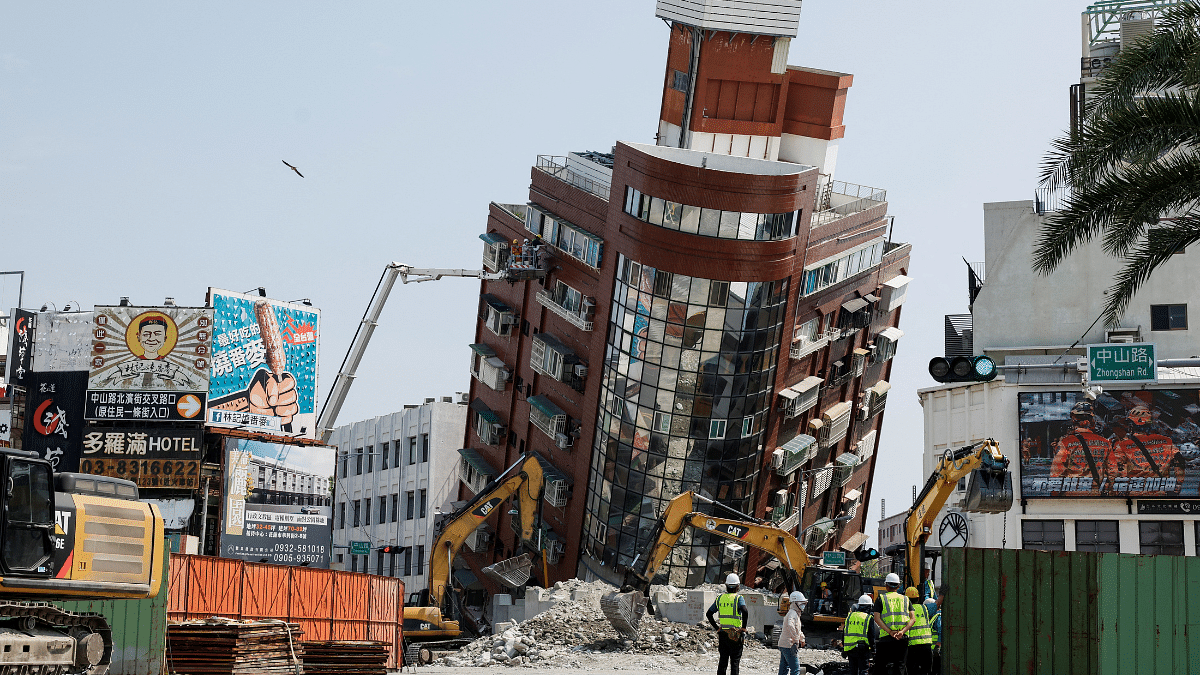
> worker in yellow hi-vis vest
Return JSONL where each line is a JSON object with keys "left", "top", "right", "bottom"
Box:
{"left": 872, "top": 573, "right": 915, "bottom": 675}
{"left": 706, "top": 573, "right": 749, "bottom": 675}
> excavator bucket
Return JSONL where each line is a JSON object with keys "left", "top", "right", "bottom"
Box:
{"left": 600, "top": 589, "right": 647, "bottom": 640}
{"left": 481, "top": 554, "right": 534, "bottom": 588}
{"left": 964, "top": 468, "right": 1014, "bottom": 513}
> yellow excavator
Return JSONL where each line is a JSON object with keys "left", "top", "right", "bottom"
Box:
{"left": 402, "top": 453, "right": 545, "bottom": 660}
{"left": 900, "top": 439, "right": 1013, "bottom": 591}
{"left": 0, "top": 448, "right": 164, "bottom": 675}
{"left": 601, "top": 490, "right": 874, "bottom": 645}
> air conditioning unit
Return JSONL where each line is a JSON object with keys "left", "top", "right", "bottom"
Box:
{"left": 555, "top": 433, "right": 573, "bottom": 449}
{"left": 1105, "top": 327, "right": 1141, "bottom": 344}
{"left": 772, "top": 449, "right": 784, "bottom": 469}
{"left": 772, "top": 488, "right": 788, "bottom": 508}
{"left": 574, "top": 364, "right": 588, "bottom": 378}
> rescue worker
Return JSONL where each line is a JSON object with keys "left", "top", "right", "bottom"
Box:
{"left": 872, "top": 573, "right": 914, "bottom": 675}
{"left": 929, "top": 588, "right": 944, "bottom": 674}
{"left": 1050, "top": 401, "right": 1117, "bottom": 493}
{"left": 904, "top": 587, "right": 935, "bottom": 675}
{"left": 841, "top": 593, "right": 874, "bottom": 675}
{"left": 776, "top": 591, "right": 806, "bottom": 675}
{"left": 1114, "top": 408, "right": 1185, "bottom": 493}
{"left": 706, "top": 573, "right": 749, "bottom": 675}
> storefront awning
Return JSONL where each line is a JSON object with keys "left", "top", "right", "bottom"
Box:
{"left": 468, "top": 343, "right": 496, "bottom": 357}
{"left": 840, "top": 532, "right": 870, "bottom": 552}
{"left": 528, "top": 394, "right": 565, "bottom": 418}
{"left": 457, "top": 448, "right": 498, "bottom": 479}
{"left": 841, "top": 298, "right": 868, "bottom": 314}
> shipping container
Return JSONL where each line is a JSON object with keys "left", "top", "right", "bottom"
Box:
{"left": 943, "top": 547, "right": 1199, "bottom": 674}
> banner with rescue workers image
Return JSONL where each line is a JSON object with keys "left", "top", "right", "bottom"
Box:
{"left": 1019, "top": 390, "right": 1200, "bottom": 498}
{"left": 205, "top": 289, "right": 320, "bottom": 439}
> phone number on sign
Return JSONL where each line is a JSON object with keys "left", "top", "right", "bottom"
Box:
{"left": 79, "top": 458, "right": 200, "bottom": 488}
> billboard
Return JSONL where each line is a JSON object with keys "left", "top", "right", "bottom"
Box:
{"left": 21, "top": 371, "right": 88, "bottom": 472}
{"left": 87, "top": 306, "right": 212, "bottom": 422}
{"left": 33, "top": 311, "right": 94, "bottom": 372}
{"left": 6, "top": 309, "right": 37, "bottom": 387}
{"left": 1019, "top": 389, "right": 1200, "bottom": 498}
{"left": 220, "top": 438, "right": 333, "bottom": 567}
{"left": 80, "top": 427, "right": 203, "bottom": 489}
{"left": 206, "top": 290, "right": 320, "bottom": 439}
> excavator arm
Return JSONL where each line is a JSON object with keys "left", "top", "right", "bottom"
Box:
{"left": 426, "top": 454, "right": 545, "bottom": 613}
{"left": 604, "top": 491, "right": 810, "bottom": 639}
{"left": 904, "top": 438, "right": 1012, "bottom": 589}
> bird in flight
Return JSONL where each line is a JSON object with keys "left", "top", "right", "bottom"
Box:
{"left": 282, "top": 160, "right": 304, "bottom": 178}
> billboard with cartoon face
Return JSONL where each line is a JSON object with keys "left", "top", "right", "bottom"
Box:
{"left": 206, "top": 290, "right": 320, "bottom": 439}
{"left": 1019, "top": 389, "right": 1200, "bottom": 498}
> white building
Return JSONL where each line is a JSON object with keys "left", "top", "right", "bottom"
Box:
{"left": 329, "top": 396, "right": 467, "bottom": 591}
{"left": 921, "top": 198, "right": 1200, "bottom": 567}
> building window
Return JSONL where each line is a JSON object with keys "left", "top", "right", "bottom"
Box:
{"left": 378, "top": 496, "right": 387, "bottom": 524}
{"left": 379, "top": 441, "right": 389, "bottom": 470}
{"left": 525, "top": 205, "right": 604, "bottom": 268}
{"left": 365, "top": 445, "right": 374, "bottom": 473}
{"left": 419, "top": 489, "right": 427, "bottom": 519}
{"left": 355, "top": 448, "right": 363, "bottom": 475}
{"left": 403, "top": 547, "right": 412, "bottom": 576}
{"left": 709, "top": 419, "right": 727, "bottom": 439}
{"left": 406, "top": 491, "right": 415, "bottom": 520}
{"left": 391, "top": 494, "right": 399, "bottom": 523}
{"left": 1076, "top": 520, "right": 1120, "bottom": 552}
{"left": 1021, "top": 520, "right": 1065, "bottom": 551}
{"left": 1140, "top": 521, "right": 1184, "bottom": 555}
{"left": 801, "top": 239, "right": 887, "bottom": 296}
{"left": 416, "top": 545, "right": 425, "bottom": 576}
{"left": 671, "top": 69, "right": 689, "bottom": 92}
{"left": 622, "top": 186, "right": 796, "bottom": 241}
{"left": 338, "top": 502, "right": 346, "bottom": 529}
{"left": 363, "top": 498, "right": 370, "bottom": 526}
{"left": 341, "top": 452, "right": 348, "bottom": 479}
{"left": 421, "top": 434, "right": 429, "bottom": 463}
{"left": 1150, "top": 304, "right": 1188, "bottom": 331}
{"left": 353, "top": 500, "right": 361, "bottom": 527}
{"left": 408, "top": 437, "right": 417, "bottom": 464}
{"left": 393, "top": 442, "right": 401, "bottom": 468}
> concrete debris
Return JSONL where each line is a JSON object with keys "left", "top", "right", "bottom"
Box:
{"left": 436, "top": 578, "right": 845, "bottom": 671}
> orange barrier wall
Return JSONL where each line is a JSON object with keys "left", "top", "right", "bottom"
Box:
{"left": 168, "top": 555, "right": 404, "bottom": 668}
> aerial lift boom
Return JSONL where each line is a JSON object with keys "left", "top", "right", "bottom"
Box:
{"left": 317, "top": 244, "right": 548, "bottom": 443}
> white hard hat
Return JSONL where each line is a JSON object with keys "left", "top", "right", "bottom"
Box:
{"left": 726, "top": 573, "right": 740, "bottom": 586}
{"left": 885, "top": 573, "right": 901, "bottom": 585}
{"left": 858, "top": 594, "right": 873, "bottom": 606}
{"left": 789, "top": 591, "right": 806, "bottom": 604}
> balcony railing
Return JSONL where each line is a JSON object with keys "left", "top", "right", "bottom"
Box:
{"left": 812, "top": 179, "right": 887, "bottom": 228}
{"left": 790, "top": 332, "right": 831, "bottom": 360}
{"left": 772, "top": 507, "right": 800, "bottom": 532}
{"left": 1034, "top": 186, "right": 1070, "bottom": 215}
{"left": 536, "top": 156, "right": 611, "bottom": 201}
{"left": 535, "top": 289, "right": 594, "bottom": 331}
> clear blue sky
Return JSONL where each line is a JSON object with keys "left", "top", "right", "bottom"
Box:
{"left": 1, "top": 1, "right": 1086, "bottom": 544}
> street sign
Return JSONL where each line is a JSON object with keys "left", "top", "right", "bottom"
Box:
{"left": 822, "top": 551, "right": 846, "bottom": 566}
{"left": 350, "top": 541, "right": 371, "bottom": 556}
{"left": 1086, "top": 343, "right": 1156, "bottom": 384}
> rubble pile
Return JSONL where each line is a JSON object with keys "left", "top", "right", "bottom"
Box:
{"left": 437, "top": 578, "right": 846, "bottom": 671}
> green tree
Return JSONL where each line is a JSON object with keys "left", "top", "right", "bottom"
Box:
{"left": 1034, "top": 2, "right": 1200, "bottom": 326}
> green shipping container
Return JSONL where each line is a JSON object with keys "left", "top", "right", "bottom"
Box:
{"left": 943, "top": 547, "right": 1200, "bottom": 674}
{"left": 56, "top": 548, "right": 169, "bottom": 675}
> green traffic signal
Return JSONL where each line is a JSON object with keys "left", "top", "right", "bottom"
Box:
{"left": 928, "top": 355, "right": 997, "bottom": 383}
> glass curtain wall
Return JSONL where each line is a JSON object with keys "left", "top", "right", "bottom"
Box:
{"left": 583, "top": 253, "right": 788, "bottom": 586}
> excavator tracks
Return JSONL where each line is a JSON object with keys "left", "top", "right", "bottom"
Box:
{"left": 0, "top": 602, "right": 111, "bottom": 675}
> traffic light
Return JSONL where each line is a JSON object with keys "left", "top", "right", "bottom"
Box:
{"left": 928, "top": 355, "right": 997, "bottom": 383}
{"left": 854, "top": 547, "right": 880, "bottom": 562}
{"left": 380, "top": 545, "right": 401, "bottom": 555}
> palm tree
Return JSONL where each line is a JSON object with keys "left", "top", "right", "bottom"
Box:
{"left": 1033, "top": 2, "right": 1200, "bottom": 326}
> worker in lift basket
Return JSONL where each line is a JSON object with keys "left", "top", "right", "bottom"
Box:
{"left": 871, "top": 573, "right": 915, "bottom": 675}
{"left": 776, "top": 591, "right": 806, "bottom": 675}
{"left": 706, "top": 573, "right": 750, "bottom": 675}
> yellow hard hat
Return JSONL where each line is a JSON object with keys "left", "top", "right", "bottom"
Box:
{"left": 820, "top": 582, "right": 827, "bottom": 588}
{"left": 905, "top": 587, "right": 920, "bottom": 599}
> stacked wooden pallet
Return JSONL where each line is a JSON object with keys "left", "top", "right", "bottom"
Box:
{"left": 301, "top": 641, "right": 389, "bottom": 675}
{"left": 167, "top": 620, "right": 305, "bottom": 675}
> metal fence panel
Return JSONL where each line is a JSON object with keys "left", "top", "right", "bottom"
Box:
{"left": 1098, "top": 554, "right": 1200, "bottom": 673}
